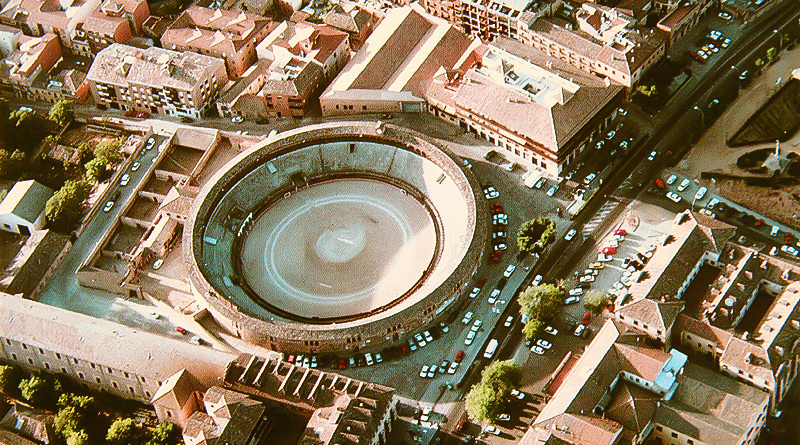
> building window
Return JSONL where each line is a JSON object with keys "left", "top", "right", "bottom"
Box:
{"left": 107, "top": 367, "right": 113, "bottom": 374}
{"left": 45, "top": 363, "right": 50, "bottom": 369}
{"left": 124, "top": 372, "right": 129, "bottom": 378}
{"left": 112, "top": 382, "right": 118, "bottom": 389}
{"left": 672, "top": 432, "right": 678, "bottom": 438}
{"left": 656, "top": 426, "right": 662, "bottom": 431}
{"left": 79, "top": 373, "right": 85, "bottom": 380}
{"left": 38, "top": 348, "right": 44, "bottom": 354}
{"left": 96, "top": 377, "right": 101, "bottom": 384}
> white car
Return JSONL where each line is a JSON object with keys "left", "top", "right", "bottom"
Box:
{"left": 666, "top": 174, "right": 678, "bottom": 185}
{"left": 569, "top": 288, "right": 584, "bottom": 296}
{"left": 119, "top": 173, "right": 130, "bottom": 186}
{"left": 420, "top": 407, "right": 431, "bottom": 422}
{"left": 448, "top": 362, "right": 459, "bottom": 374}
{"left": 471, "top": 319, "right": 483, "bottom": 332}
{"left": 565, "top": 229, "right": 577, "bottom": 241}
{"left": 484, "top": 187, "right": 500, "bottom": 199}
{"left": 503, "top": 264, "right": 516, "bottom": 277}
{"left": 131, "top": 161, "right": 141, "bottom": 171}
{"left": 427, "top": 365, "right": 437, "bottom": 378}
{"left": 419, "top": 365, "right": 430, "bottom": 378}
{"left": 489, "top": 289, "right": 501, "bottom": 304}
{"left": 707, "top": 197, "right": 720, "bottom": 209}
{"left": 504, "top": 316, "right": 514, "bottom": 327}
{"left": 494, "top": 242, "right": 508, "bottom": 251}
{"left": 666, "top": 192, "right": 682, "bottom": 203}
{"left": 536, "top": 339, "right": 552, "bottom": 349}
{"left": 144, "top": 138, "right": 155, "bottom": 150}
{"left": 424, "top": 330, "right": 433, "bottom": 342}
{"left": 564, "top": 295, "right": 580, "bottom": 305}
{"left": 231, "top": 115, "right": 244, "bottom": 122}
{"left": 544, "top": 326, "right": 558, "bottom": 335}
{"left": 531, "top": 345, "right": 546, "bottom": 355}
{"left": 497, "top": 414, "right": 511, "bottom": 422}
{"left": 698, "top": 209, "right": 716, "bottom": 218}
{"left": 597, "top": 253, "right": 613, "bottom": 262}
{"left": 365, "top": 353, "right": 374, "bottom": 366}
{"left": 546, "top": 185, "right": 559, "bottom": 197}
{"left": 510, "top": 389, "right": 525, "bottom": 400}
{"left": 647, "top": 151, "right": 657, "bottom": 161}
{"left": 694, "top": 187, "right": 708, "bottom": 200}
{"left": 606, "top": 130, "right": 616, "bottom": 139}
{"left": 462, "top": 311, "right": 474, "bottom": 324}
{"left": 484, "top": 426, "right": 501, "bottom": 436}
{"left": 574, "top": 324, "right": 586, "bottom": 337}
{"left": 677, "top": 178, "right": 691, "bottom": 192}
{"left": 579, "top": 275, "right": 595, "bottom": 283}
{"left": 781, "top": 245, "right": 799, "bottom": 256}
{"left": 152, "top": 258, "right": 164, "bottom": 270}
{"left": 718, "top": 11, "right": 732, "bottom": 20}
{"left": 464, "top": 331, "right": 476, "bottom": 345}
{"left": 493, "top": 214, "right": 508, "bottom": 224}
{"left": 532, "top": 274, "right": 543, "bottom": 286}
{"left": 414, "top": 333, "right": 427, "bottom": 347}
{"left": 617, "top": 107, "right": 627, "bottom": 116}
{"left": 102, "top": 201, "right": 114, "bottom": 212}
{"left": 583, "top": 173, "right": 596, "bottom": 184}
{"left": 469, "top": 287, "right": 481, "bottom": 298}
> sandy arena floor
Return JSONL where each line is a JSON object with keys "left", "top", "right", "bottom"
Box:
{"left": 239, "top": 178, "right": 437, "bottom": 319}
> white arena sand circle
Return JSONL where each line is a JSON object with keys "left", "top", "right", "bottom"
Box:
{"left": 239, "top": 178, "right": 437, "bottom": 319}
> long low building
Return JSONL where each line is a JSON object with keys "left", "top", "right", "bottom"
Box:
{"left": 0, "top": 292, "right": 237, "bottom": 406}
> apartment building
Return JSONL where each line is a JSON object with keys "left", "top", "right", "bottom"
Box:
{"left": 0, "top": 292, "right": 237, "bottom": 406}
{"left": 17, "top": 0, "right": 147, "bottom": 56}
{"left": 427, "top": 43, "right": 624, "bottom": 177}
{"left": 0, "top": 30, "right": 62, "bottom": 93}
{"left": 523, "top": 10, "right": 667, "bottom": 88}
{"left": 87, "top": 43, "right": 228, "bottom": 118}
{"left": 525, "top": 320, "right": 769, "bottom": 445}
{"left": 161, "top": 6, "right": 274, "bottom": 78}
{"left": 458, "top": 0, "right": 545, "bottom": 42}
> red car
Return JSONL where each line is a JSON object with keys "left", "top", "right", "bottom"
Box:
{"left": 490, "top": 203, "right": 505, "bottom": 214}
{"left": 124, "top": 110, "right": 136, "bottom": 117}
{"left": 655, "top": 178, "right": 665, "bottom": 189}
{"left": 614, "top": 229, "right": 627, "bottom": 236}
{"left": 785, "top": 232, "right": 794, "bottom": 245}
{"left": 338, "top": 358, "right": 347, "bottom": 369}
{"left": 601, "top": 246, "right": 617, "bottom": 255}
{"left": 488, "top": 251, "right": 504, "bottom": 264}
{"left": 755, "top": 219, "right": 765, "bottom": 227}
{"left": 582, "top": 312, "right": 592, "bottom": 325}
{"left": 455, "top": 350, "right": 465, "bottom": 362}
{"left": 475, "top": 277, "right": 487, "bottom": 287}
{"left": 175, "top": 326, "right": 188, "bottom": 334}
{"left": 135, "top": 112, "right": 149, "bottom": 118}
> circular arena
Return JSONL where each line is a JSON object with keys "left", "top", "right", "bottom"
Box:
{"left": 184, "top": 121, "right": 488, "bottom": 354}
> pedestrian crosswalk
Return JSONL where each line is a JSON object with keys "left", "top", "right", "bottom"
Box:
{"left": 583, "top": 201, "right": 619, "bottom": 237}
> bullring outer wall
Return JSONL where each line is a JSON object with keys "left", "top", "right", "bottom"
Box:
{"left": 183, "top": 122, "right": 488, "bottom": 354}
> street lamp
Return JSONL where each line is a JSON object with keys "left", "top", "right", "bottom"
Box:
{"left": 774, "top": 29, "right": 783, "bottom": 52}
{"left": 693, "top": 105, "right": 705, "bottom": 128}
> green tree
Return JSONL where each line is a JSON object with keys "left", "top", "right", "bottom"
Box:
{"left": 45, "top": 179, "right": 90, "bottom": 232}
{"left": 93, "top": 138, "right": 124, "bottom": 165}
{"left": 584, "top": 291, "right": 612, "bottom": 314}
{"left": 516, "top": 217, "right": 556, "bottom": 254}
{"left": 0, "top": 365, "right": 21, "bottom": 395}
{"left": 522, "top": 318, "right": 546, "bottom": 340}
{"left": 0, "top": 149, "right": 26, "bottom": 180}
{"left": 107, "top": 418, "right": 139, "bottom": 445}
{"left": 464, "top": 360, "right": 520, "bottom": 422}
{"left": 84, "top": 157, "right": 107, "bottom": 183}
{"left": 66, "top": 430, "right": 90, "bottom": 445}
{"left": 55, "top": 406, "right": 83, "bottom": 440}
{"left": 766, "top": 47, "right": 777, "bottom": 62}
{"left": 518, "top": 284, "right": 564, "bottom": 321}
{"left": 146, "top": 421, "right": 182, "bottom": 445}
{"left": 18, "top": 376, "right": 53, "bottom": 407}
{"left": 48, "top": 100, "right": 74, "bottom": 126}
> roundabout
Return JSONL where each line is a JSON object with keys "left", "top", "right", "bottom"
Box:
{"left": 183, "top": 121, "right": 488, "bottom": 353}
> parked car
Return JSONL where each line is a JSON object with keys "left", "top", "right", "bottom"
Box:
{"left": 694, "top": 187, "right": 708, "bottom": 200}
{"left": 510, "top": 389, "right": 525, "bottom": 400}
{"left": 546, "top": 185, "right": 559, "bottom": 197}
{"left": 120, "top": 173, "right": 130, "bottom": 186}
{"left": 484, "top": 426, "right": 501, "bottom": 436}
{"left": 678, "top": 178, "right": 691, "bottom": 191}
{"left": 503, "top": 264, "right": 516, "bottom": 277}
{"left": 504, "top": 316, "right": 514, "bottom": 327}
{"left": 464, "top": 331, "right": 476, "bottom": 345}
{"left": 455, "top": 350, "right": 465, "bottom": 362}
{"left": 544, "top": 326, "right": 558, "bottom": 335}
{"left": 497, "top": 413, "right": 511, "bottom": 422}
{"left": 565, "top": 229, "right": 577, "bottom": 241}
{"left": 231, "top": 116, "right": 244, "bottom": 123}
{"left": 131, "top": 161, "right": 141, "bottom": 171}
{"left": 532, "top": 274, "right": 543, "bottom": 286}
{"left": 419, "top": 365, "right": 430, "bottom": 378}
{"left": 531, "top": 345, "right": 546, "bottom": 355}
{"left": 666, "top": 192, "right": 682, "bottom": 203}
{"left": 569, "top": 288, "right": 584, "bottom": 296}
{"left": 448, "top": 362, "right": 459, "bottom": 374}
{"left": 583, "top": 173, "right": 596, "bottom": 184}
{"left": 135, "top": 112, "right": 149, "bottom": 118}
{"left": 414, "top": 333, "right": 427, "bottom": 347}
{"left": 574, "top": 324, "right": 586, "bottom": 336}
{"left": 666, "top": 174, "right": 678, "bottom": 185}
{"left": 647, "top": 151, "right": 657, "bottom": 161}
{"left": 536, "top": 339, "right": 552, "bottom": 349}
{"left": 489, "top": 289, "right": 501, "bottom": 304}
{"left": 483, "top": 186, "right": 500, "bottom": 199}
{"left": 564, "top": 295, "right": 580, "bottom": 305}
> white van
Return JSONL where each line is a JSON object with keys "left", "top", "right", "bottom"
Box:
{"left": 484, "top": 339, "right": 499, "bottom": 359}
